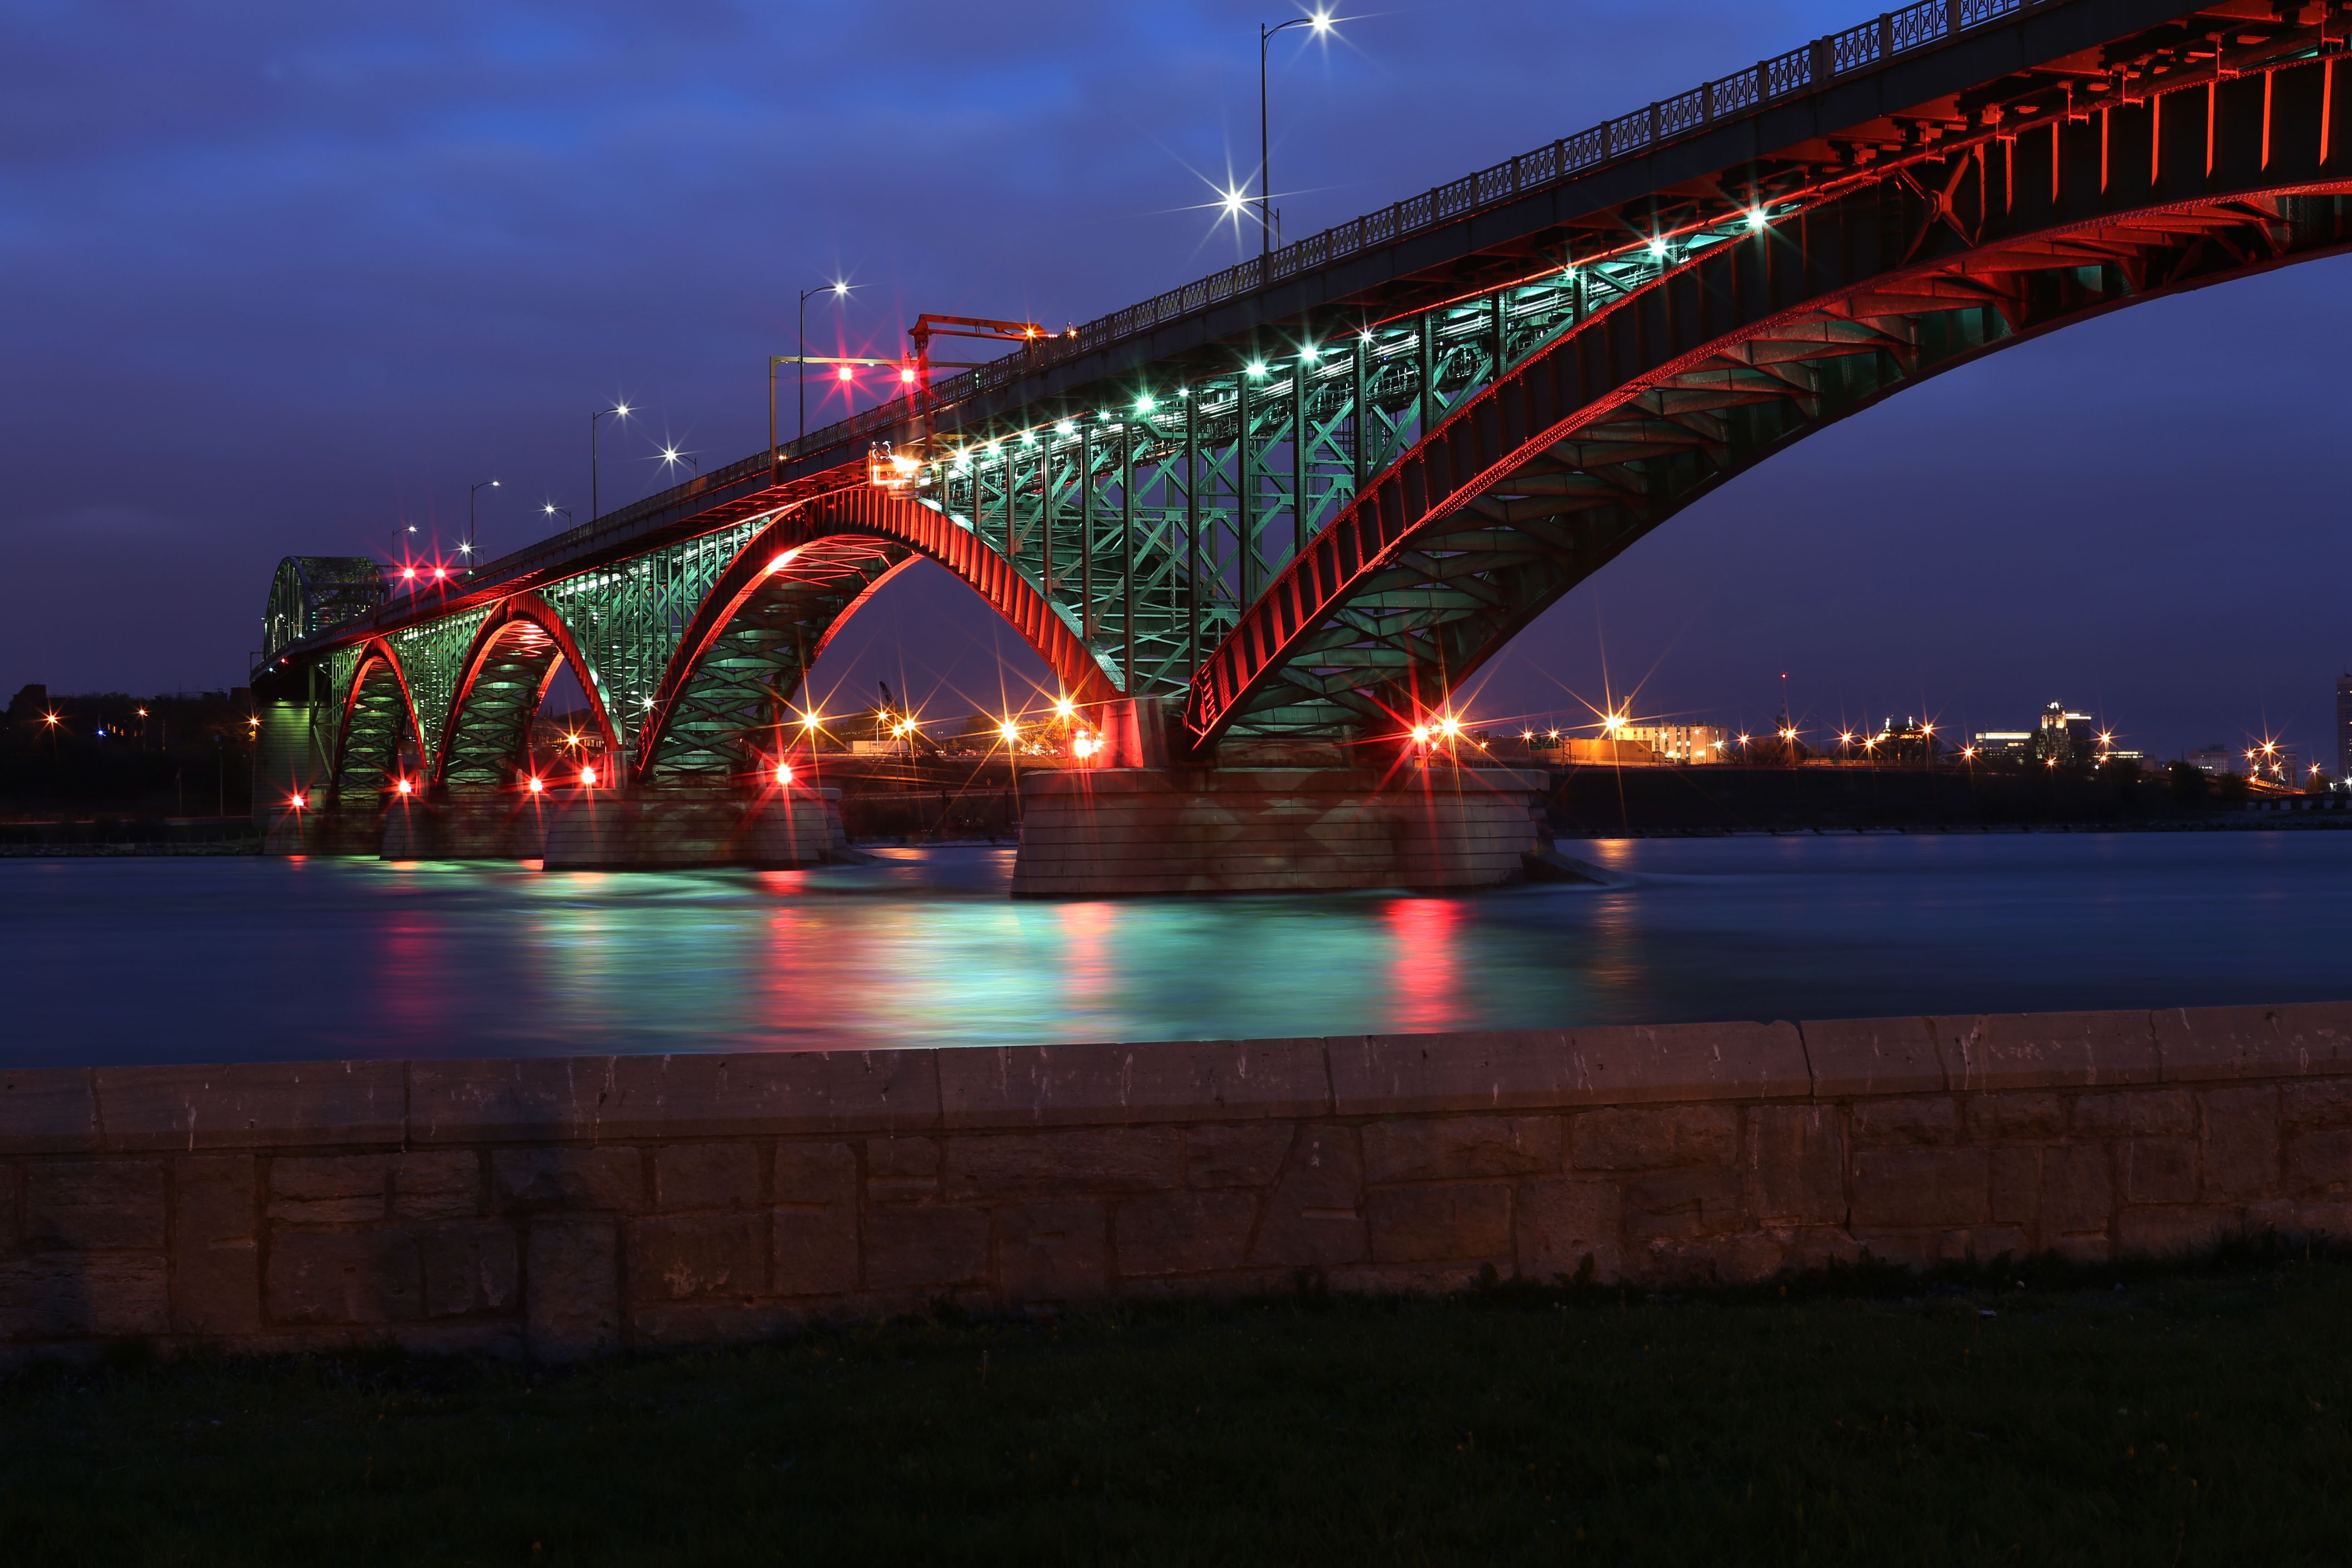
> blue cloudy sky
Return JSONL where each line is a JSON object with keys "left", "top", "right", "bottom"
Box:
{"left": 4, "top": 0, "right": 2346, "bottom": 757}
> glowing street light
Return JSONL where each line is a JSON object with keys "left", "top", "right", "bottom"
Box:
{"left": 591, "top": 402, "right": 633, "bottom": 520}
{"left": 797, "top": 280, "right": 855, "bottom": 443}
{"left": 1259, "top": 11, "right": 1343, "bottom": 258}
{"left": 466, "top": 478, "right": 500, "bottom": 561}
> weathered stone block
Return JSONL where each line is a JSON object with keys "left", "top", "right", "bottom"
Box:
{"left": 2039, "top": 1144, "right": 2113, "bottom": 1237}
{"left": 1623, "top": 1169, "right": 1742, "bottom": 1242}
{"left": 421, "top": 1225, "right": 518, "bottom": 1317}
{"left": 629, "top": 1213, "right": 766, "bottom": 1301}
{"left": 266, "top": 1230, "right": 420, "bottom": 1324}
{"left": 1115, "top": 1191, "right": 1259, "bottom": 1276}
{"left": 655, "top": 1143, "right": 760, "bottom": 1211}
{"left": 0, "top": 1253, "right": 170, "bottom": 1338}
{"left": 940, "top": 1128, "right": 1182, "bottom": 1199}
{"left": 95, "top": 1061, "right": 404, "bottom": 1150}
{"left": 1361, "top": 1116, "right": 1561, "bottom": 1184}
{"left": 2284, "top": 1128, "right": 2352, "bottom": 1195}
{"left": 773, "top": 1142, "right": 856, "bottom": 1203}
{"left": 1937, "top": 1010, "right": 2159, "bottom": 1093}
{"left": 0, "top": 1069, "right": 99, "bottom": 1153}
{"left": 27, "top": 1160, "right": 165, "bottom": 1249}
{"left": 269, "top": 1154, "right": 392, "bottom": 1224}
{"left": 2117, "top": 1138, "right": 2198, "bottom": 1206}
{"left": 1366, "top": 1184, "right": 1512, "bottom": 1262}
{"left": 2072, "top": 1089, "right": 2195, "bottom": 1138}
{"left": 2197, "top": 1086, "right": 2280, "bottom": 1201}
{"left": 1185, "top": 1124, "right": 1292, "bottom": 1188}
{"left": 864, "top": 1137, "right": 939, "bottom": 1179}
{"left": 2283, "top": 1081, "right": 2352, "bottom": 1130}
{"left": 1514, "top": 1177, "right": 1622, "bottom": 1282}
{"left": 172, "top": 1155, "right": 259, "bottom": 1336}
{"left": 1801, "top": 1015, "right": 1945, "bottom": 1098}
{"left": 1327, "top": 1030, "right": 1571, "bottom": 1115}
{"left": 1249, "top": 1126, "right": 1366, "bottom": 1268}
{"left": 414, "top": 1049, "right": 937, "bottom": 1144}
{"left": 1563, "top": 1021, "right": 1811, "bottom": 1106}
{"left": 772, "top": 1202, "right": 858, "bottom": 1297}
{"left": 863, "top": 1205, "right": 989, "bottom": 1291}
{"left": 390, "top": 1152, "right": 481, "bottom": 1220}
{"left": 995, "top": 1200, "right": 1107, "bottom": 1302}
{"left": 1989, "top": 1147, "right": 2040, "bottom": 1225}
{"left": 1742, "top": 1106, "right": 1845, "bottom": 1224}
{"left": 1851, "top": 1148, "right": 1989, "bottom": 1228}
{"left": 492, "top": 1147, "right": 643, "bottom": 1213}
{"left": 526, "top": 1219, "right": 619, "bottom": 1360}
{"left": 1849, "top": 1097, "right": 1962, "bottom": 1147}
{"left": 940, "top": 1037, "right": 1329, "bottom": 1128}
{"left": 1967, "top": 1094, "right": 2065, "bottom": 1141}
{"left": 1571, "top": 1105, "right": 1737, "bottom": 1171}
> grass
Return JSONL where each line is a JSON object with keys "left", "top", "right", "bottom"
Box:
{"left": 4, "top": 1246, "right": 2349, "bottom": 1566}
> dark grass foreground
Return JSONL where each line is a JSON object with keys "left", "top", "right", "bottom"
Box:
{"left": 5, "top": 1245, "right": 2350, "bottom": 1566}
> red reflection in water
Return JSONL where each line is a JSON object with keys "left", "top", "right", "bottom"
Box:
{"left": 1058, "top": 901, "right": 1115, "bottom": 1015}
{"left": 1383, "top": 897, "right": 1463, "bottom": 1033}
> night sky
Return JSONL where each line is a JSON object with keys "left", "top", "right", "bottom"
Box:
{"left": 5, "top": 1, "right": 2346, "bottom": 760}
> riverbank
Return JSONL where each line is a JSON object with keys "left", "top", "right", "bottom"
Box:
{"left": 2, "top": 1246, "right": 2345, "bottom": 1565}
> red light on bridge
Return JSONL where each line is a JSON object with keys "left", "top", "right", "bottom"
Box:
{"left": 837, "top": 365, "right": 854, "bottom": 381}
{"left": 580, "top": 765, "right": 599, "bottom": 787}
{"left": 395, "top": 778, "right": 414, "bottom": 795}
{"left": 401, "top": 567, "right": 417, "bottom": 580}
{"left": 774, "top": 763, "right": 794, "bottom": 785}
{"left": 287, "top": 793, "right": 305, "bottom": 810}
{"left": 526, "top": 776, "right": 544, "bottom": 794}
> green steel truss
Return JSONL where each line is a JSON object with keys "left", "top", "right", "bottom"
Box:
{"left": 926, "top": 216, "right": 1755, "bottom": 715}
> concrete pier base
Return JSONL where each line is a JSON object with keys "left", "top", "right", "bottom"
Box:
{"left": 540, "top": 787, "right": 848, "bottom": 870}
{"left": 260, "top": 808, "right": 387, "bottom": 857}
{"left": 1009, "top": 767, "right": 1552, "bottom": 896}
{"left": 381, "top": 795, "right": 551, "bottom": 860}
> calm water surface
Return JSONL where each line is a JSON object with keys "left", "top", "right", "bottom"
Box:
{"left": 6, "top": 833, "right": 2349, "bottom": 1067}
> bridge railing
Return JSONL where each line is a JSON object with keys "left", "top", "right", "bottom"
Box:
{"left": 762, "top": 0, "right": 2058, "bottom": 476}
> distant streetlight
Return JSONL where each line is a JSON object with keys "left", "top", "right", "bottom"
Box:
{"left": 797, "top": 281, "right": 853, "bottom": 445}
{"left": 542, "top": 504, "right": 573, "bottom": 534}
{"left": 465, "top": 478, "right": 500, "bottom": 563}
{"left": 659, "top": 445, "right": 699, "bottom": 481}
{"left": 591, "top": 402, "right": 633, "bottom": 520}
{"left": 1259, "top": 11, "right": 1338, "bottom": 261}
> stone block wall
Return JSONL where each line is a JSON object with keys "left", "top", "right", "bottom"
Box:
{"left": 1010, "top": 767, "right": 1549, "bottom": 896}
{"left": 4, "top": 1002, "right": 2350, "bottom": 1362}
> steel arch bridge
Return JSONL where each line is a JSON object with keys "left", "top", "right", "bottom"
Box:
{"left": 255, "top": 0, "right": 2352, "bottom": 812}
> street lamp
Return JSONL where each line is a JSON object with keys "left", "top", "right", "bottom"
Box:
{"left": 1259, "top": 10, "right": 1337, "bottom": 261}
{"left": 542, "top": 504, "right": 573, "bottom": 534}
{"left": 465, "top": 478, "right": 499, "bottom": 564}
{"left": 795, "top": 281, "right": 853, "bottom": 446}
{"left": 591, "top": 402, "right": 633, "bottom": 521}
{"left": 659, "top": 446, "right": 699, "bottom": 481}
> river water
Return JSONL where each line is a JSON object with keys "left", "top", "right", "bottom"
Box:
{"left": 5, "top": 832, "right": 2347, "bottom": 1068}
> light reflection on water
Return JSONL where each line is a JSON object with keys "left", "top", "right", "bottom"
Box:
{"left": 6, "top": 832, "right": 2351, "bottom": 1068}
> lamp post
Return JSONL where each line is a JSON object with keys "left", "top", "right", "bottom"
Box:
{"left": 794, "top": 281, "right": 853, "bottom": 448}
{"left": 590, "top": 402, "right": 632, "bottom": 521}
{"left": 1259, "top": 11, "right": 1335, "bottom": 261}
{"left": 659, "top": 446, "right": 699, "bottom": 482}
{"left": 465, "top": 478, "right": 499, "bottom": 566}
{"left": 541, "top": 504, "right": 573, "bottom": 537}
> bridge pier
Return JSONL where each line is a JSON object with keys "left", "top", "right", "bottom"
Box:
{"left": 1008, "top": 767, "right": 1555, "bottom": 897}
{"left": 381, "top": 794, "right": 551, "bottom": 860}
{"left": 539, "top": 786, "right": 849, "bottom": 871}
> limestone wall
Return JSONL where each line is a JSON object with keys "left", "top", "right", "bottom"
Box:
{"left": 4, "top": 1002, "right": 2349, "bottom": 1361}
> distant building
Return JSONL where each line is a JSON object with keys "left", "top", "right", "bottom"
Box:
{"left": 1617, "top": 724, "right": 1729, "bottom": 763}
{"left": 2187, "top": 745, "right": 2236, "bottom": 776}
{"left": 2033, "top": 702, "right": 2101, "bottom": 766}
{"left": 2338, "top": 673, "right": 2352, "bottom": 780}
{"left": 1971, "top": 730, "right": 2034, "bottom": 760}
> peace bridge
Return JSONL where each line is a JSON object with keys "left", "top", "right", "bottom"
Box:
{"left": 252, "top": 0, "right": 2352, "bottom": 892}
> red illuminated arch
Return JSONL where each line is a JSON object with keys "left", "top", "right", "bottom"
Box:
{"left": 431, "top": 593, "right": 620, "bottom": 791}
